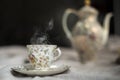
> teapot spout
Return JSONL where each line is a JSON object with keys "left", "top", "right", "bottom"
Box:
{"left": 102, "top": 13, "right": 113, "bottom": 46}
{"left": 103, "top": 13, "right": 113, "bottom": 33}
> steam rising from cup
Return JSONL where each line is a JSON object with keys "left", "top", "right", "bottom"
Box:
{"left": 30, "top": 19, "right": 53, "bottom": 44}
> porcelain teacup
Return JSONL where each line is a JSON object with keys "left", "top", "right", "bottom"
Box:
{"left": 27, "top": 45, "right": 61, "bottom": 70}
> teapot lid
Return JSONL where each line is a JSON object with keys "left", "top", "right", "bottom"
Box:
{"left": 79, "top": 0, "right": 98, "bottom": 16}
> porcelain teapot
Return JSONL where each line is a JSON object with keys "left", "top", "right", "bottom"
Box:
{"left": 62, "top": 0, "right": 113, "bottom": 63}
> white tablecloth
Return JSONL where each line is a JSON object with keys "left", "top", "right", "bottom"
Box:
{"left": 0, "top": 36, "right": 120, "bottom": 80}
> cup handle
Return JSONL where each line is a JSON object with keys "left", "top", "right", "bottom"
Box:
{"left": 53, "top": 48, "right": 61, "bottom": 61}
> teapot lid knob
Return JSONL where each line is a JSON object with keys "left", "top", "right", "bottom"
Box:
{"left": 85, "top": 0, "right": 91, "bottom": 6}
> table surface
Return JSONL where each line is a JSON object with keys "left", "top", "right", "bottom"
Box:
{"left": 0, "top": 36, "right": 120, "bottom": 80}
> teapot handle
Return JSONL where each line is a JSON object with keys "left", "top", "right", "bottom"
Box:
{"left": 62, "top": 9, "right": 78, "bottom": 41}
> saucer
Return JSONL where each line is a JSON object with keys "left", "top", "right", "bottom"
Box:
{"left": 11, "top": 64, "right": 70, "bottom": 76}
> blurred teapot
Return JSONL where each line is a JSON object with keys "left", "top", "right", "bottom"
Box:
{"left": 62, "top": 0, "right": 113, "bottom": 63}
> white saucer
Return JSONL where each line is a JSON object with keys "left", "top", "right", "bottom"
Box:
{"left": 11, "top": 64, "right": 70, "bottom": 76}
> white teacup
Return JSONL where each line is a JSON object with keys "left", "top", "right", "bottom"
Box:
{"left": 27, "top": 45, "right": 61, "bottom": 70}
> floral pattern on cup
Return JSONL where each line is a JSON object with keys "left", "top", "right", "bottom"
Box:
{"left": 27, "top": 45, "right": 61, "bottom": 70}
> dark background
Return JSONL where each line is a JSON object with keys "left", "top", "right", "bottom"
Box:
{"left": 0, "top": 0, "right": 116, "bottom": 47}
